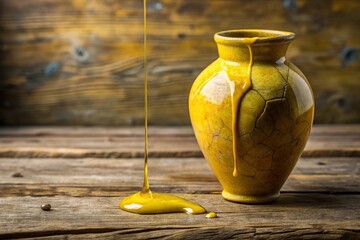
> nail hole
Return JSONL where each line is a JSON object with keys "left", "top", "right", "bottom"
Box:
{"left": 283, "top": 0, "right": 297, "bottom": 11}
{"left": 73, "top": 47, "right": 89, "bottom": 62}
{"left": 341, "top": 47, "right": 359, "bottom": 66}
{"left": 337, "top": 97, "right": 347, "bottom": 108}
{"left": 76, "top": 48, "right": 85, "bottom": 57}
{"left": 317, "top": 162, "right": 326, "bottom": 166}
{"left": 177, "top": 33, "right": 186, "bottom": 39}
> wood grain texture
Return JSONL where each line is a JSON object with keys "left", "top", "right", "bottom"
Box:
{"left": 0, "top": 126, "right": 359, "bottom": 239}
{"left": 1, "top": 124, "right": 359, "bottom": 136}
{"left": 0, "top": 126, "right": 359, "bottom": 158}
{"left": 0, "top": 157, "right": 359, "bottom": 197}
{"left": 0, "top": 0, "right": 359, "bottom": 125}
{"left": 0, "top": 195, "right": 359, "bottom": 239}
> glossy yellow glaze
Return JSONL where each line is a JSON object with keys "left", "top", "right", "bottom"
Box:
{"left": 230, "top": 37, "right": 258, "bottom": 177}
{"left": 120, "top": 0, "right": 206, "bottom": 214}
{"left": 189, "top": 29, "right": 314, "bottom": 203}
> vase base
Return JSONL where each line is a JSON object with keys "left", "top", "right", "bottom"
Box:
{"left": 222, "top": 190, "right": 280, "bottom": 204}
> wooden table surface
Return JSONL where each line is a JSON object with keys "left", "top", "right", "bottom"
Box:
{"left": 0, "top": 125, "right": 359, "bottom": 239}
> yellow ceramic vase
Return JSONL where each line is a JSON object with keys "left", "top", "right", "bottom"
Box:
{"left": 189, "top": 29, "right": 314, "bottom": 203}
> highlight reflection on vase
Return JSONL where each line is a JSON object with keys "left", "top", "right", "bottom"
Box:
{"left": 189, "top": 29, "right": 314, "bottom": 203}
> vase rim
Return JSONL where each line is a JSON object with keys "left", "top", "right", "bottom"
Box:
{"left": 214, "top": 29, "right": 295, "bottom": 45}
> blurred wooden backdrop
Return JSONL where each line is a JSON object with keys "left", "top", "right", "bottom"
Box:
{"left": 0, "top": 0, "right": 359, "bottom": 126}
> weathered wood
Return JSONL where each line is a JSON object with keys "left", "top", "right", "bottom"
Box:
{"left": 0, "top": 157, "right": 358, "bottom": 197}
{"left": 0, "top": 126, "right": 195, "bottom": 137}
{"left": 0, "top": 194, "right": 359, "bottom": 239}
{"left": 0, "top": 126, "right": 359, "bottom": 158}
{"left": 0, "top": 0, "right": 359, "bottom": 125}
{"left": 0, "top": 125, "right": 359, "bottom": 137}
{"left": 16, "top": 227, "right": 360, "bottom": 240}
{"left": 0, "top": 126, "right": 358, "bottom": 239}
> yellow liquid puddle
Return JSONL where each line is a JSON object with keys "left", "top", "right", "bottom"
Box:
{"left": 230, "top": 37, "right": 258, "bottom": 177}
{"left": 119, "top": 0, "right": 206, "bottom": 215}
{"left": 120, "top": 191, "right": 206, "bottom": 215}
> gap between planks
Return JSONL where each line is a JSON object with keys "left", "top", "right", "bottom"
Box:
{"left": 0, "top": 126, "right": 359, "bottom": 158}
{"left": 0, "top": 157, "right": 358, "bottom": 197}
{"left": 0, "top": 125, "right": 359, "bottom": 137}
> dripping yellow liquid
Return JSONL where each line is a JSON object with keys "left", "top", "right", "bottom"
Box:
{"left": 230, "top": 37, "right": 258, "bottom": 177}
{"left": 119, "top": 0, "right": 206, "bottom": 215}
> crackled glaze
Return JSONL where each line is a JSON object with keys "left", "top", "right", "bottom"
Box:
{"left": 189, "top": 29, "right": 314, "bottom": 203}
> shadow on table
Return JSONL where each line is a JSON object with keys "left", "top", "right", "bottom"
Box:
{"left": 270, "top": 192, "right": 352, "bottom": 209}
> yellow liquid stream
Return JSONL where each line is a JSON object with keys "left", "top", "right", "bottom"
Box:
{"left": 231, "top": 37, "right": 258, "bottom": 177}
{"left": 119, "top": 0, "right": 206, "bottom": 215}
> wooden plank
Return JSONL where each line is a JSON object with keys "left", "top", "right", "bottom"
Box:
{"left": 0, "top": 0, "right": 359, "bottom": 125}
{"left": 0, "top": 126, "right": 359, "bottom": 158}
{"left": 0, "top": 157, "right": 358, "bottom": 197}
{"left": 0, "top": 126, "right": 358, "bottom": 239}
{"left": 0, "top": 194, "right": 358, "bottom": 239}
{"left": 0, "top": 125, "right": 359, "bottom": 137}
{"left": 0, "top": 126, "right": 195, "bottom": 137}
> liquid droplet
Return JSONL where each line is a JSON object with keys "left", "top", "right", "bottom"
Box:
{"left": 206, "top": 212, "right": 218, "bottom": 218}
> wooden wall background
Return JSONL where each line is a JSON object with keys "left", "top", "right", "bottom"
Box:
{"left": 0, "top": 0, "right": 359, "bottom": 126}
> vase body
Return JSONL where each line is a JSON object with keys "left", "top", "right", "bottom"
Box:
{"left": 189, "top": 29, "right": 314, "bottom": 203}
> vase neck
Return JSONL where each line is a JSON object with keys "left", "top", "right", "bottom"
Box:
{"left": 214, "top": 29, "right": 295, "bottom": 62}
